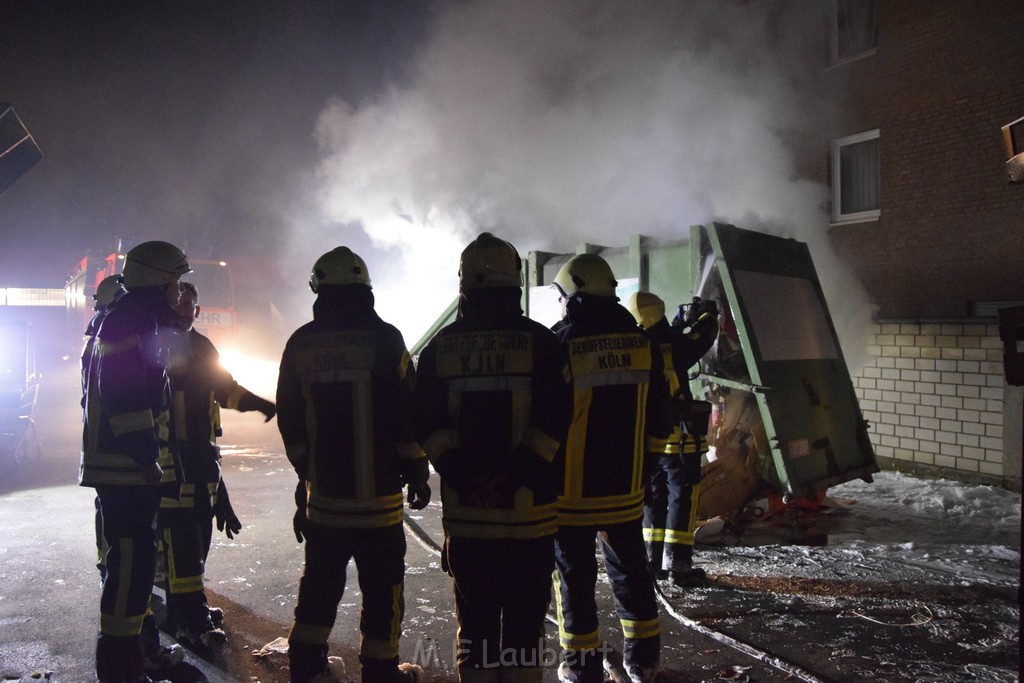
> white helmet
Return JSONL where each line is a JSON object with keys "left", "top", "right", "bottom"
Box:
{"left": 93, "top": 275, "right": 126, "bottom": 309}
{"left": 552, "top": 253, "right": 617, "bottom": 298}
{"left": 626, "top": 291, "right": 665, "bottom": 329}
{"left": 459, "top": 232, "right": 523, "bottom": 291}
{"left": 121, "top": 241, "right": 191, "bottom": 289}
{"left": 309, "top": 246, "right": 371, "bottom": 293}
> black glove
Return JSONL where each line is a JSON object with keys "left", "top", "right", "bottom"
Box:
{"left": 238, "top": 392, "right": 277, "bottom": 422}
{"left": 678, "top": 297, "right": 719, "bottom": 328}
{"left": 293, "top": 479, "right": 308, "bottom": 543}
{"left": 406, "top": 482, "right": 431, "bottom": 510}
{"left": 214, "top": 480, "right": 242, "bottom": 539}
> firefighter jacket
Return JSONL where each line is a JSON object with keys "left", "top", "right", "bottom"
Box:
{"left": 554, "top": 294, "right": 672, "bottom": 527}
{"left": 81, "top": 305, "right": 112, "bottom": 403}
{"left": 165, "top": 328, "right": 263, "bottom": 509}
{"left": 80, "top": 287, "right": 179, "bottom": 488}
{"left": 415, "top": 288, "right": 572, "bottom": 540}
{"left": 276, "top": 286, "right": 425, "bottom": 529}
{"left": 646, "top": 313, "right": 718, "bottom": 455}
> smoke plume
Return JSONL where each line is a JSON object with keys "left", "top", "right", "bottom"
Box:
{"left": 288, "top": 0, "right": 873, "bottom": 368}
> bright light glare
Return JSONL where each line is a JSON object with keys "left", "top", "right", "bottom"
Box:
{"left": 218, "top": 347, "right": 280, "bottom": 400}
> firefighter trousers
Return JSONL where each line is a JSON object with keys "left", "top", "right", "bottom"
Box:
{"left": 158, "top": 503, "right": 216, "bottom": 634}
{"left": 94, "top": 484, "right": 160, "bottom": 682}
{"left": 289, "top": 522, "right": 407, "bottom": 683}
{"left": 643, "top": 451, "right": 700, "bottom": 574}
{"left": 445, "top": 535, "right": 555, "bottom": 681}
{"left": 553, "top": 520, "right": 660, "bottom": 682}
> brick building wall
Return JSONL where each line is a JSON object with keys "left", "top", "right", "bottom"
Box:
{"left": 822, "top": 0, "right": 1024, "bottom": 319}
{"left": 799, "top": 1, "right": 1024, "bottom": 487}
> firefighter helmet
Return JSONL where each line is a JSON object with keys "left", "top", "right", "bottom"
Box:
{"left": 93, "top": 275, "right": 126, "bottom": 309}
{"left": 309, "top": 246, "right": 371, "bottom": 293}
{"left": 459, "top": 232, "right": 523, "bottom": 290}
{"left": 552, "top": 253, "right": 617, "bottom": 298}
{"left": 121, "top": 241, "right": 191, "bottom": 289}
{"left": 626, "top": 291, "right": 665, "bottom": 329}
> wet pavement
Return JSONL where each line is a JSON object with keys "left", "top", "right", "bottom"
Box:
{"left": 0, "top": 411, "right": 1019, "bottom": 682}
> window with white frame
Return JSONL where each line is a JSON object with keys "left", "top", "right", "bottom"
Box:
{"left": 831, "top": 130, "right": 880, "bottom": 223}
{"left": 829, "top": 0, "right": 877, "bottom": 64}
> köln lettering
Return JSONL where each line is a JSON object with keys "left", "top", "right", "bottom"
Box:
{"left": 461, "top": 353, "right": 506, "bottom": 374}
{"left": 597, "top": 352, "right": 632, "bottom": 369}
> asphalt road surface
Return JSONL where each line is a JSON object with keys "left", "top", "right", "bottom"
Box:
{"left": 1, "top": 402, "right": 1019, "bottom": 682}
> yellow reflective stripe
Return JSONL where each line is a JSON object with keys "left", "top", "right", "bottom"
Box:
{"left": 163, "top": 527, "right": 202, "bottom": 595}
{"left": 307, "top": 492, "right": 404, "bottom": 528}
{"left": 167, "top": 574, "right": 204, "bottom": 594}
{"left": 309, "top": 492, "right": 403, "bottom": 513}
{"left": 688, "top": 483, "right": 700, "bottom": 532}
{"left": 441, "top": 490, "right": 557, "bottom": 539}
{"left": 360, "top": 582, "right": 402, "bottom": 659}
{"left": 564, "top": 388, "right": 592, "bottom": 499}
{"left": 100, "top": 611, "right": 146, "bottom": 637}
{"left": 109, "top": 409, "right": 155, "bottom": 437}
{"left": 224, "top": 385, "right": 245, "bottom": 410}
{"left": 643, "top": 527, "right": 665, "bottom": 542}
{"left": 558, "top": 490, "right": 644, "bottom": 510}
{"left": 396, "top": 441, "right": 426, "bottom": 460}
{"left": 448, "top": 376, "right": 532, "bottom": 392}
{"left": 523, "top": 425, "right": 560, "bottom": 462}
{"left": 558, "top": 628, "right": 602, "bottom": 651}
{"left": 95, "top": 335, "right": 141, "bottom": 357}
{"left": 361, "top": 636, "right": 400, "bottom": 660}
{"left": 161, "top": 483, "right": 195, "bottom": 509}
{"left": 663, "top": 529, "right": 695, "bottom": 545}
{"left": 99, "top": 537, "right": 145, "bottom": 636}
{"left": 556, "top": 505, "right": 644, "bottom": 527}
{"left": 443, "top": 519, "right": 557, "bottom": 540}
{"left": 289, "top": 621, "right": 332, "bottom": 646}
{"left": 572, "top": 369, "right": 649, "bottom": 389}
{"left": 423, "top": 429, "right": 461, "bottom": 461}
{"left": 633, "top": 384, "right": 648, "bottom": 493}
{"left": 646, "top": 436, "right": 667, "bottom": 452}
{"left": 621, "top": 617, "right": 660, "bottom": 640}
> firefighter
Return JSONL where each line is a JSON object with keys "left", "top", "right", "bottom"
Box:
{"left": 84, "top": 274, "right": 126, "bottom": 582}
{"left": 277, "top": 247, "right": 430, "bottom": 683}
{"left": 80, "top": 240, "right": 191, "bottom": 683}
{"left": 626, "top": 292, "right": 719, "bottom": 588}
{"left": 159, "top": 281, "right": 276, "bottom": 648}
{"left": 414, "top": 233, "right": 572, "bottom": 682}
{"left": 550, "top": 255, "right": 672, "bottom": 683}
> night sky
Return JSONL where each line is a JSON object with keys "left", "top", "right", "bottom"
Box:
{"left": 1, "top": 2, "right": 425, "bottom": 293}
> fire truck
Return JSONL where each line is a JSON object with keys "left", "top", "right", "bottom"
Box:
{"left": 65, "top": 241, "right": 238, "bottom": 350}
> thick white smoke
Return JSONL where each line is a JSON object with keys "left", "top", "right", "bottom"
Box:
{"left": 288, "top": 0, "right": 873, "bottom": 368}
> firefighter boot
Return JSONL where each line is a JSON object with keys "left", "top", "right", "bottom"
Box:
{"left": 208, "top": 606, "right": 224, "bottom": 627}
{"left": 359, "top": 655, "right": 424, "bottom": 682}
{"left": 669, "top": 546, "right": 706, "bottom": 588}
{"left": 624, "top": 663, "right": 660, "bottom": 683}
{"left": 96, "top": 632, "right": 147, "bottom": 683}
{"left": 289, "top": 641, "right": 329, "bottom": 683}
{"left": 141, "top": 613, "right": 185, "bottom": 671}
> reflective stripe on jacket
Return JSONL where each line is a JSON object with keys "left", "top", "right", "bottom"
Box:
{"left": 80, "top": 288, "right": 177, "bottom": 487}
{"left": 415, "top": 289, "right": 572, "bottom": 540}
{"left": 276, "top": 288, "right": 424, "bottom": 529}
{"left": 554, "top": 296, "right": 671, "bottom": 527}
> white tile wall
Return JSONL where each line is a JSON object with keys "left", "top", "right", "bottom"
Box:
{"left": 853, "top": 322, "right": 1005, "bottom": 477}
